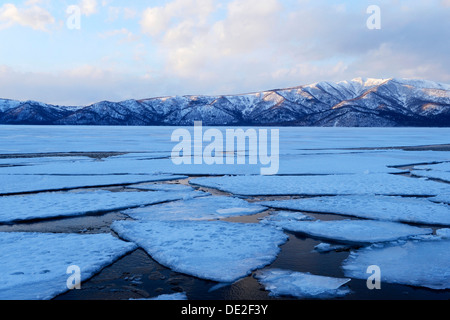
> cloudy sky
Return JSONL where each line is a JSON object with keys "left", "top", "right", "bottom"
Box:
{"left": 0, "top": 0, "right": 449, "bottom": 105}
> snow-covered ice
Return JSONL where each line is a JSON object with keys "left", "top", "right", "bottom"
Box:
{"left": 414, "top": 162, "right": 450, "bottom": 171}
{"left": 412, "top": 170, "right": 450, "bottom": 183}
{"left": 0, "top": 156, "right": 90, "bottom": 166}
{"left": 429, "top": 194, "right": 450, "bottom": 204}
{"left": 0, "top": 232, "right": 137, "bottom": 300}
{"left": 2, "top": 126, "right": 450, "bottom": 154}
{"left": 411, "top": 161, "right": 450, "bottom": 182}
{"left": 2, "top": 150, "right": 449, "bottom": 177}
{"left": 260, "top": 195, "right": 450, "bottom": 226}
{"left": 190, "top": 174, "right": 449, "bottom": 196}
{"left": 436, "top": 228, "right": 450, "bottom": 239}
{"left": 0, "top": 174, "right": 187, "bottom": 195}
{"left": 0, "top": 125, "right": 175, "bottom": 154}
{"left": 1, "top": 126, "right": 449, "bottom": 299}
{"left": 0, "top": 157, "right": 172, "bottom": 176}
{"left": 111, "top": 220, "right": 288, "bottom": 283}
{"left": 122, "top": 196, "right": 266, "bottom": 221}
{"left": 273, "top": 150, "right": 450, "bottom": 175}
{"left": 342, "top": 239, "right": 450, "bottom": 290}
{"left": 263, "top": 219, "right": 432, "bottom": 244}
{"left": 0, "top": 190, "right": 207, "bottom": 224}
{"left": 255, "top": 269, "right": 351, "bottom": 299}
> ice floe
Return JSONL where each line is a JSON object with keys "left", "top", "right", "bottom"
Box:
{"left": 122, "top": 196, "right": 266, "bottom": 221}
{"left": 0, "top": 157, "right": 175, "bottom": 176}
{"left": 313, "top": 243, "right": 351, "bottom": 253}
{"left": 111, "top": 220, "right": 288, "bottom": 283}
{"left": 0, "top": 232, "right": 137, "bottom": 300}
{"left": 260, "top": 195, "right": 450, "bottom": 226}
{"left": 3, "top": 126, "right": 450, "bottom": 155}
{"left": 411, "top": 159, "right": 450, "bottom": 182}
{"left": 3, "top": 149, "right": 449, "bottom": 177}
{"left": 436, "top": 228, "right": 450, "bottom": 239}
{"left": 190, "top": 174, "right": 449, "bottom": 196}
{"left": 414, "top": 162, "right": 450, "bottom": 171}
{"left": 260, "top": 211, "right": 314, "bottom": 223}
{"left": 0, "top": 190, "right": 206, "bottom": 224}
{"left": 262, "top": 219, "right": 432, "bottom": 244}
{"left": 411, "top": 170, "right": 450, "bottom": 183}
{"left": 255, "top": 269, "right": 351, "bottom": 299}
{"left": 342, "top": 239, "right": 450, "bottom": 290}
{"left": 429, "top": 194, "right": 450, "bottom": 204}
{"left": 0, "top": 174, "right": 187, "bottom": 195}
{"left": 274, "top": 150, "right": 450, "bottom": 175}
{"left": 0, "top": 156, "right": 90, "bottom": 166}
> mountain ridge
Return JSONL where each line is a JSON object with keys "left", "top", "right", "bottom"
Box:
{"left": 1, "top": 78, "right": 449, "bottom": 127}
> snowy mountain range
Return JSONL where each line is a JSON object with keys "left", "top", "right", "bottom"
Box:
{"left": 1, "top": 78, "right": 449, "bottom": 127}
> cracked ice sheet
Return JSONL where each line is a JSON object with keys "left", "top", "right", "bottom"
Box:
{"left": 0, "top": 156, "right": 90, "bottom": 166}
{"left": 430, "top": 194, "right": 450, "bottom": 204}
{"left": 0, "top": 158, "right": 173, "bottom": 176}
{"left": 2, "top": 150, "right": 449, "bottom": 176}
{"left": 189, "top": 174, "right": 449, "bottom": 196}
{"left": 3, "top": 127, "right": 450, "bottom": 154}
{"left": 255, "top": 269, "right": 351, "bottom": 299}
{"left": 277, "top": 150, "right": 450, "bottom": 175}
{"left": 0, "top": 174, "right": 187, "bottom": 195}
{"left": 436, "top": 228, "right": 450, "bottom": 239}
{"left": 260, "top": 196, "right": 450, "bottom": 226}
{"left": 111, "top": 220, "right": 288, "bottom": 283}
{"left": 0, "top": 232, "right": 137, "bottom": 300}
{"left": 412, "top": 170, "right": 450, "bottom": 183}
{"left": 414, "top": 162, "right": 450, "bottom": 171}
{"left": 122, "top": 196, "right": 266, "bottom": 221}
{"left": 342, "top": 239, "right": 450, "bottom": 290}
{"left": 115, "top": 150, "right": 450, "bottom": 176}
{"left": 0, "top": 190, "right": 207, "bottom": 224}
{"left": 263, "top": 219, "right": 432, "bottom": 245}
{"left": 411, "top": 161, "right": 450, "bottom": 182}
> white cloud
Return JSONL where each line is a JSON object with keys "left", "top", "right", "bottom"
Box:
{"left": 98, "top": 28, "right": 139, "bottom": 43}
{"left": 147, "top": 0, "right": 449, "bottom": 94}
{"left": 79, "top": 0, "right": 97, "bottom": 16}
{"left": 140, "top": 0, "right": 215, "bottom": 36}
{"left": 25, "top": 0, "right": 44, "bottom": 5}
{"left": 0, "top": 64, "right": 162, "bottom": 106}
{"left": 106, "top": 6, "right": 138, "bottom": 22}
{"left": 0, "top": 3, "right": 55, "bottom": 31}
{"left": 141, "top": 6, "right": 170, "bottom": 36}
{"left": 141, "top": 0, "right": 282, "bottom": 79}
{"left": 123, "top": 7, "right": 137, "bottom": 20}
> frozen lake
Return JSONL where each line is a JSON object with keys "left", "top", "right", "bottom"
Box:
{"left": 0, "top": 125, "right": 449, "bottom": 300}
{"left": 1, "top": 125, "right": 450, "bottom": 154}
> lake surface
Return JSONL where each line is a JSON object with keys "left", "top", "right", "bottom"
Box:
{"left": 0, "top": 125, "right": 449, "bottom": 300}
